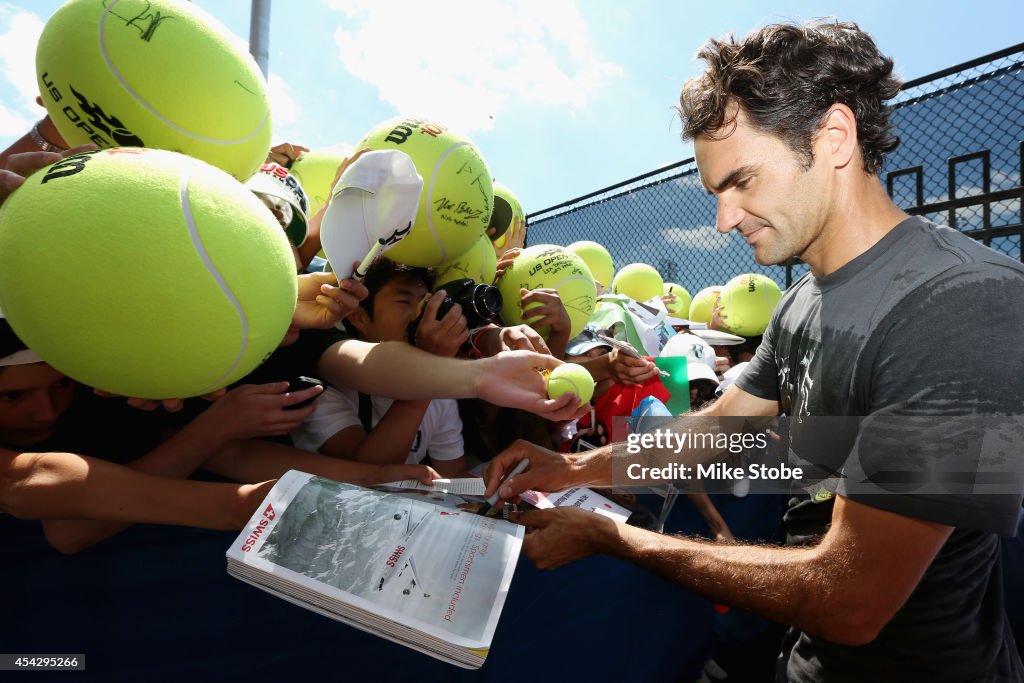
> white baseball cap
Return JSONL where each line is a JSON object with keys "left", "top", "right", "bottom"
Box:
{"left": 320, "top": 150, "right": 423, "bottom": 279}
{"left": 660, "top": 332, "right": 719, "bottom": 385}
{"left": 245, "top": 162, "right": 310, "bottom": 247}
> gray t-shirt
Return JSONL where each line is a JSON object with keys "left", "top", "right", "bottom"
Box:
{"left": 736, "top": 217, "right": 1024, "bottom": 682}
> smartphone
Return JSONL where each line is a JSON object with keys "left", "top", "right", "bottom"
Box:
{"left": 284, "top": 376, "right": 324, "bottom": 410}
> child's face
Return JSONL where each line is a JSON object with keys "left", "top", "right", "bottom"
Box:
{"left": 0, "top": 363, "right": 75, "bottom": 446}
{"left": 358, "top": 275, "right": 429, "bottom": 343}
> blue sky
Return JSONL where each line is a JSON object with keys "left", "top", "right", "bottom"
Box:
{"left": 2, "top": 0, "right": 1023, "bottom": 213}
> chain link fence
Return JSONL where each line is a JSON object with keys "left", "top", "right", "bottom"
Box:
{"left": 527, "top": 43, "right": 1024, "bottom": 291}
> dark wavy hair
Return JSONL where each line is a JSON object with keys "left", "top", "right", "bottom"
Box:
{"left": 678, "top": 19, "right": 902, "bottom": 174}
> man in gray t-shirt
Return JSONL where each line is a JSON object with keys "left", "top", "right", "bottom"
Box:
{"left": 481, "top": 19, "right": 1024, "bottom": 682}
{"left": 735, "top": 215, "right": 1024, "bottom": 680}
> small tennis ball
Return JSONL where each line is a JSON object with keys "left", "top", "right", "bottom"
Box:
{"left": 435, "top": 233, "right": 498, "bottom": 286}
{"left": 567, "top": 241, "right": 614, "bottom": 291}
{"left": 357, "top": 117, "right": 493, "bottom": 267}
{"left": 36, "top": 0, "right": 272, "bottom": 180}
{"left": 490, "top": 182, "right": 525, "bottom": 254}
{"left": 719, "top": 273, "right": 783, "bottom": 336}
{"left": 546, "top": 363, "right": 595, "bottom": 407}
{"left": 497, "top": 244, "right": 597, "bottom": 339}
{"left": 289, "top": 146, "right": 351, "bottom": 216}
{"left": 688, "top": 286, "right": 723, "bottom": 324}
{"left": 0, "top": 148, "right": 297, "bottom": 399}
{"left": 663, "top": 283, "right": 692, "bottom": 317}
{"left": 611, "top": 263, "right": 663, "bottom": 302}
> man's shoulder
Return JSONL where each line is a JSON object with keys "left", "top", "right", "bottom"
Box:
{"left": 861, "top": 218, "right": 1024, "bottom": 332}
{"left": 899, "top": 217, "right": 1024, "bottom": 277}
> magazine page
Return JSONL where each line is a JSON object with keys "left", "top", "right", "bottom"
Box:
{"left": 227, "top": 471, "right": 523, "bottom": 650}
{"left": 519, "top": 487, "right": 631, "bottom": 523}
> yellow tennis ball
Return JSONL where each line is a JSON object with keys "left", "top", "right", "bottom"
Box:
{"left": 289, "top": 146, "right": 350, "bottom": 217}
{"left": 611, "top": 263, "right": 663, "bottom": 302}
{"left": 497, "top": 244, "right": 597, "bottom": 339}
{"left": 435, "top": 233, "right": 498, "bottom": 286}
{"left": 546, "top": 363, "right": 595, "bottom": 407}
{"left": 688, "top": 286, "right": 724, "bottom": 324}
{"left": 36, "top": 0, "right": 272, "bottom": 180}
{"left": 357, "top": 117, "right": 493, "bottom": 267}
{"left": 0, "top": 148, "right": 297, "bottom": 399}
{"left": 663, "top": 283, "right": 692, "bottom": 317}
{"left": 490, "top": 182, "right": 525, "bottom": 252}
{"left": 719, "top": 273, "right": 783, "bottom": 336}
{"left": 567, "top": 241, "right": 614, "bottom": 291}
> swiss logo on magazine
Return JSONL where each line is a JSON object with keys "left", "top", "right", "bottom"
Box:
{"left": 240, "top": 505, "right": 277, "bottom": 553}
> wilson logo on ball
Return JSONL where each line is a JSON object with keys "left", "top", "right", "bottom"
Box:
{"left": 40, "top": 150, "right": 100, "bottom": 184}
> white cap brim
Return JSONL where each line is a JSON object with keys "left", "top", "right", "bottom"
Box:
{"left": 692, "top": 329, "right": 746, "bottom": 346}
{"left": 686, "top": 360, "right": 720, "bottom": 385}
{"left": 321, "top": 150, "right": 423, "bottom": 279}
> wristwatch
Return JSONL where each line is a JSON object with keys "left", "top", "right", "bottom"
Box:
{"left": 30, "top": 119, "right": 67, "bottom": 152}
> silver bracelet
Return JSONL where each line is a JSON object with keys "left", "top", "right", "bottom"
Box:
{"left": 30, "top": 119, "right": 67, "bottom": 152}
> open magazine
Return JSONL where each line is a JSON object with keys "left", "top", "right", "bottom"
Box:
{"left": 226, "top": 471, "right": 524, "bottom": 669}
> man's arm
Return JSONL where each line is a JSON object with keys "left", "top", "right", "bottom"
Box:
{"left": 574, "top": 348, "right": 659, "bottom": 386}
{"left": 484, "top": 385, "right": 781, "bottom": 499}
{"left": 38, "top": 382, "right": 321, "bottom": 553}
{"left": 202, "top": 438, "right": 437, "bottom": 487}
{"left": 318, "top": 400, "right": 430, "bottom": 464}
{"left": 516, "top": 494, "right": 952, "bottom": 646}
{"left": 35, "top": 434, "right": 438, "bottom": 553}
{"left": 430, "top": 456, "right": 469, "bottom": 478}
{"left": 0, "top": 448, "right": 270, "bottom": 532}
{"left": 0, "top": 115, "right": 68, "bottom": 168}
{"left": 316, "top": 342, "right": 585, "bottom": 421}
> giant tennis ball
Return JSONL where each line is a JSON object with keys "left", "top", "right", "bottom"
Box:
{"left": 490, "top": 182, "right": 525, "bottom": 254}
{"left": 688, "top": 286, "right": 723, "bottom": 324}
{"left": 497, "top": 244, "right": 596, "bottom": 339}
{"left": 0, "top": 148, "right": 297, "bottom": 399}
{"left": 435, "top": 233, "right": 497, "bottom": 286}
{"left": 567, "top": 241, "right": 614, "bottom": 291}
{"left": 663, "top": 283, "right": 692, "bottom": 317}
{"left": 36, "top": 0, "right": 272, "bottom": 180}
{"left": 546, "top": 363, "right": 595, "bottom": 407}
{"left": 290, "top": 146, "right": 350, "bottom": 216}
{"left": 356, "top": 117, "right": 492, "bottom": 267}
{"left": 718, "top": 273, "right": 782, "bottom": 336}
{"left": 611, "top": 263, "right": 663, "bottom": 302}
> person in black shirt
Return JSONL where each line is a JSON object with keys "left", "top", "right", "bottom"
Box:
{"left": 482, "top": 19, "right": 1024, "bottom": 682}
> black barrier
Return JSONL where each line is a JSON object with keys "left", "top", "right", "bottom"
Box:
{"left": 528, "top": 43, "right": 1024, "bottom": 290}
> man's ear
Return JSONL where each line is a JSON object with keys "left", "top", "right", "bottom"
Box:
{"left": 347, "top": 305, "right": 372, "bottom": 337}
{"left": 820, "top": 103, "right": 859, "bottom": 170}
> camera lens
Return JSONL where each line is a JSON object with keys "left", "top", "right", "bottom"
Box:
{"left": 429, "top": 278, "right": 504, "bottom": 328}
{"left": 468, "top": 284, "right": 502, "bottom": 322}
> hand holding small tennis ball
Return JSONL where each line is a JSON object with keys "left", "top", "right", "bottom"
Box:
{"left": 546, "top": 363, "right": 596, "bottom": 407}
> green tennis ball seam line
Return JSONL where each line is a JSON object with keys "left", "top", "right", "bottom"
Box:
{"left": 425, "top": 141, "right": 472, "bottom": 264}
{"left": 180, "top": 172, "right": 249, "bottom": 393}
{"left": 98, "top": 1, "right": 270, "bottom": 145}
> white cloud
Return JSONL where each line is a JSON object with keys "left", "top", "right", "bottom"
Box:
{"left": 0, "top": 7, "right": 44, "bottom": 137}
{"left": 268, "top": 73, "right": 301, "bottom": 139}
{"left": 327, "top": 0, "right": 622, "bottom": 134}
{"left": 660, "top": 225, "right": 732, "bottom": 251}
{"left": 0, "top": 100, "right": 31, "bottom": 139}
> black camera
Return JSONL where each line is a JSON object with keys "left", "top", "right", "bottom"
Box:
{"left": 407, "top": 278, "right": 503, "bottom": 341}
